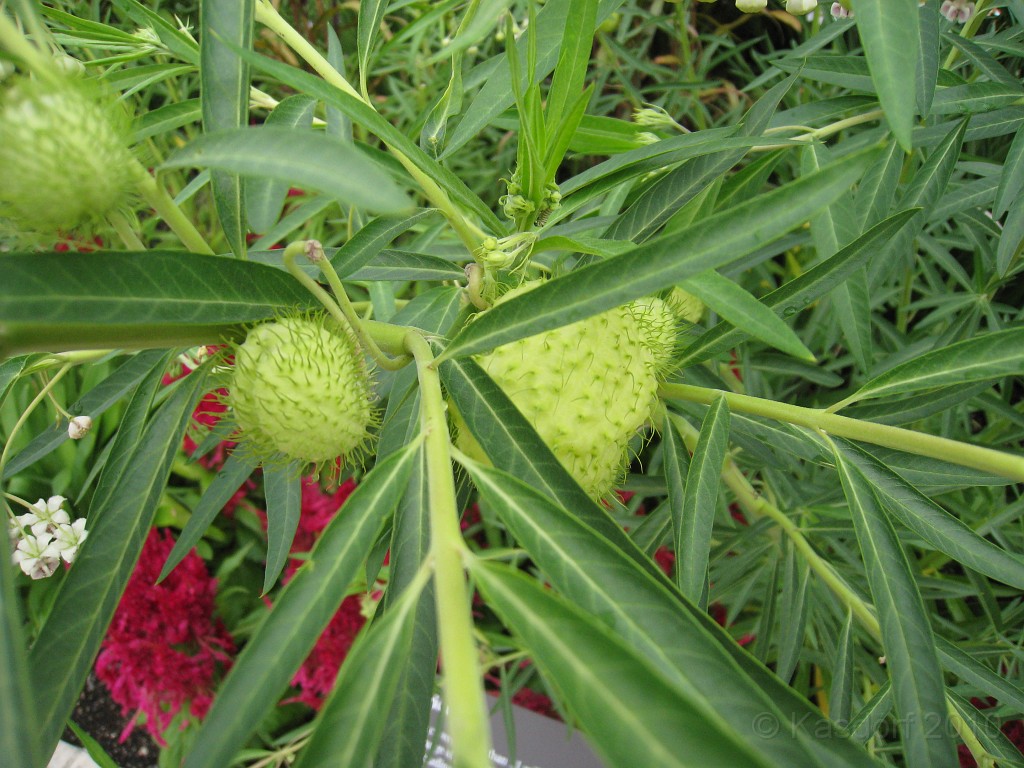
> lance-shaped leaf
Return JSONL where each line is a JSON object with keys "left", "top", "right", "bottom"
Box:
{"left": 29, "top": 361, "right": 211, "bottom": 755}
{"left": 844, "top": 327, "right": 1024, "bottom": 405}
{"left": 470, "top": 560, "right": 775, "bottom": 768}
{"left": 200, "top": 0, "right": 253, "bottom": 256}
{"left": 441, "top": 147, "right": 877, "bottom": 360}
{"left": 0, "top": 252, "right": 319, "bottom": 355}
{"left": 0, "top": 527, "right": 40, "bottom": 768}
{"left": 464, "top": 462, "right": 879, "bottom": 768}
{"left": 164, "top": 128, "right": 412, "bottom": 215}
{"left": 294, "top": 567, "right": 430, "bottom": 768}
{"left": 833, "top": 441, "right": 1024, "bottom": 590}
{"left": 676, "top": 397, "right": 730, "bottom": 605}
{"left": 330, "top": 209, "right": 437, "bottom": 277}
{"left": 262, "top": 460, "right": 303, "bottom": 594}
{"left": 833, "top": 442, "right": 957, "bottom": 768}
{"left": 850, "top": 0, "right": 919, "bottom": 150}
{"left": 183, "top": 442, "right": 418, "bottom": 768}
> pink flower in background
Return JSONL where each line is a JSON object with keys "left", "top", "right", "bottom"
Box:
{"left": 96, "top": 529, "right": 234, "bottom": 743}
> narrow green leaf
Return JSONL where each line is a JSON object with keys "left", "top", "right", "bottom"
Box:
{"left": 442, "top": 147, "right": 877, "bottom": 360}
{"left": 996, "top": 194, "right": 1024, "bottom": 277}
{"left": 183, "top": 442, "right": 418, "bottom": 768}
{"left": 132, "top": 98, "right": 202, "bottom": 143}
{"left": 331, "top": 209, "right": 437, "bottom": 277}
{"left": 164, "top": 128, "right": 412, "bottom": 215}
{"left": 357, "top": 0, "right": 389, "bottom": 98}
{"left": 463, "top": 462, "right": 877, "bottom": 768}
{"left": 850, "top": 0, "right": 919, "bottom": 150}
{"left": 246, "top": 95, "right": 317, "bottom": 232}
{"left": 947, "top": 691, "right": 1024, "bottom": 767}
{"left": 295, "top": 567, "right": 429, "bottom": 768}
{"left": 681, "top": 271, "right": 815, "bottom": 362}
{"left": 916, "top": 1, "right": 939, "bottom": 117}
{"left": 0, "top": 356, "right": 30, "bottom": 408}
{"left": 663, "top": 413, "right": 690, "bottom": 582}
{"left": 200, "top": 0, "right": 253, "bottom": 257}
{"left": 65, "top": 721, "right": 119, "bottom": 768}
{"left": 29, "top": 362, "right": 211, "bottom": 755}
{"left": 773, "top": 55, "right": 876, "bottom": 93}
{"left": 263, "top": 461, "right": 302, "bottom": 593}
{"left": 830, "top": 610, "right": 856, "bottom": 727}
{"left": 159, "top": 451, "right": 258, "bottom": 582}
{"left": 849, "top": 683, "right": 893, "bottom": 743}
{"left": 676, "top": 397, "right": 730, "bottom": 605}
{"left": 111, "top": 0, "right": 200, "bottom": 65}
{"left": 680, "top": 210, "right": 918, "bottom": 365}
{"left": 545, "top": 0, "right": 597, "bottom": 137}
{"left": 774, "top": 547, "right": 810, "bottom": 684}
{"left": 420, "top": 56, "right": 464, "bottom": 158}
{"left": 0, "top": 252, "right": 317, "bottom": 333}
{"left": 936, "top": 637, "right": 1024, "bottom": 717}
{"left": 471, "top": 560, "right": 774, "bottom": 768}
{"left": 350, "top": 250, "right": 464, "bottom": 282}
{"left": 833, "top": 441, "right": 1024, "bottom": 591}
{"left": 0, "top": 527, "right": 40, "bottom": 768}
{"left": 994, "top": 120, "right": 1024, "bottom": 217}
{"left": 2, "top": 350, "right": 169, "bottom": 480}
{"left": 440, "top": 355, "right": 670, "bottom": 585}
{"left": 833, "top": 444, "right": 957, "bottom": 768}
{"left": 846, "top": 327, "right": 1024, "bottom": 403}
{"left": 855, "top": 139, "right": 904, "bottom": 231}
{"left": 930, "top": 82, "right": 1024, "bottom": 116}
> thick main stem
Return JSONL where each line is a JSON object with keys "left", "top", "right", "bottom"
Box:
{"left": 406, "top": 333, "right": 491, "bottom": 768}
{"left": 660, "top": 382, "right": 1024, "bottom": 483}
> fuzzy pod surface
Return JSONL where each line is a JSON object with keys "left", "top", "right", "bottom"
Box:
{"left": 462, "top": 282, "right": 678, "bottom": 499}
{"left": 0, "top": 76, "right": 135, "bottom": 234}
{"left": 229, "top": 315, "right": 375, "bottom": 467}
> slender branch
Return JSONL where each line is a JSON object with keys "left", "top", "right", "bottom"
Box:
{"left": 406, "top": 332, "right": 492, "bottom": 768}
{"left": 660, "top": 382, "right": 1024, "bottom": 483}
{"left": 129, "top": 160, "right": 214, "bottom": 254}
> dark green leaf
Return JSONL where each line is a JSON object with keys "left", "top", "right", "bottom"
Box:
{"left": 331, "top": 210, "right": 438, "bottom": 277}
{"left": 132, "top": 98, "right": 202, "bottom": 143}
{"left": 0, "top": 356, "right": 30, "bottom": 408}
{"left": 183, "top": 442, "right": 418, "bottom": 768}
{"left": 830, "top": 610, "right": 856, "bottom": 727}
{"left": 262, "top": 461, "right": 303, "bottom": 594}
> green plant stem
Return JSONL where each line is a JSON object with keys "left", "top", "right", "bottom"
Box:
{"left": 759, "top": 109, "right": 885, "bottom": 150}
{"left": 253, "top": 0, "right": 487, "bottom": 251}
{"left": 406, "top": 332, "right": 492, "bottom": 768}
{"left": 0, "top": 364, "right": 73, "bottom": 510}
{"left": 108, "top": 210, "right": 146, "bottom": 251}
{"left": 129, "top": 160, "right": 214, "bottom": 255}
{"left": 660, "top": 382, "right": 1024, "bottom": 483}
{"left": 943, "top": 0, "right": 995, "bottom": 69}
{"left": 282, "top": 242, "right": 412, "bottom": 370}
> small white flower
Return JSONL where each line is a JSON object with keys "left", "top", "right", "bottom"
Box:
{"left": 68, "top": 415, "right": 93, "bottom": 440}
{"left": 12, "top": 532, "right": 62, "bottom": 579}
{"left": 736, "top": 0, "right": 768, "bottom": 11}
{"left": 940, "top": 0, "right": 974, "bottom": 23}
{"left": 787, "top": 0, "right": 818, "bottom": 14}
{"left": 53, "top": 518, "right": 88, "bottom": 563}
{"left": 831, "top": 2, "right": 852, "bottom": 18}
{"left": 17, "top": 496, "right": 70, "bottom": 536}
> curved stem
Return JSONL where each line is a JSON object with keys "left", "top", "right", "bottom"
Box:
{"left": 0, "top": 364, "right": 73, "bottom": 494}
{"left": 108, "top": 210, "right": 146, "bottom": 251}
{"left": 660, "top": 382, "right": 1024, "bottom": 483}
{"left": 405, "top": 332, "right": 492, "bottom": 768}
{"left": 129, "top": 160, "right": 214, "bottom": 255}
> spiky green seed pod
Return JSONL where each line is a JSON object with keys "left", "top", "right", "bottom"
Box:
{"left": 229, "top": 315, "right": 376, "bottom": 468}
{"left": 0, "top": 76, "right": 134, "bottom": 234}
{"left": 462, "top": 283, "right": 678, "bottom": 500}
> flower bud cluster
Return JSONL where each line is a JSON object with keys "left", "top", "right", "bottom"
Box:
{"left": 8, "top": 496, "right": 88, "bottom": 579}
{"left": 475, "top": 232, "right": 538, "bottom": 272}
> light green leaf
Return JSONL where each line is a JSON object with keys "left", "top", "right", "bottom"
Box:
{"left": 834, "top": 441, "right": 1024, "bottom": 590}
{"left": 545, "top": 0, "right": 597, "bottom": 137}
{"left": 357, "top": 0, "right": 389, "bottom": 98}
{"left": 246, "top": 95, "right": 317, "bottom": 232}
{"left": 681, "top": 271, "right": 815, "bottom": 362}
{"left": 470, "top": 560, "right": 774, "bottom": 768}
{"left": 159, "top": 451, "right": 258, "bottom": 582}
{"left": 680, "top": 209, "right": 918, "bottom": 366}
{"left": 262, "top": 461, "right": 303, "bottom": 594}
{"left": 29, "top": 361, "right": 211, "bottom": 755}
{"left": 442, "top": 147, "right": 877, "bottom": 360}
{"left": 0, "top": 356, "right": 29, "bottom": 408}
{"left": 833, "top": 443, "right": 957, "bottom": 768}
{"left": 295, "top": 566, "right": 429, "bottom": 768}
{"left": 132, "top": 98, "right": 202, "bottom": 143}
{"left": 164, "top": 127, "right": 412, "bottom": 215}
{"left": 183, "top": 442, "right": 419, "bottom": 768}
{"left": 845, "top": 327, "right": 1024, "bottom": 404}
{"left": 200, "top": 0, "right": 253, "bottom": 257}
{"left": 849, "top": 0, "right": 919, "bottom": 150}
{"left": 676, "top": 397, "right": 729, "bottom": 605}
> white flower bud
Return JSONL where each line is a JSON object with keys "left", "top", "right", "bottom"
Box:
{"left": 736, "top": 0, "right": 768, "bottom": 11}
{"left": 68, "top": 415, "right": 93, "bottom": 440}
{"left": 786, "top": 0, "right": 818, "bottom": 13}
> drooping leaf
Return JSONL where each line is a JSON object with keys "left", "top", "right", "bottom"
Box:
{"left": 833, "top": 442, "right": 957, "bottom": 768}
{"left": 262, "top": 460, "right": 303, "bottom": 594}
{"left": 200, "top": 0, "right": 254, "bottom": 256}
{"left": 164, "top": 128, "right": 412, "bottom": 215}
{"left": 183, "top": 442, "right": 419, "bottom": 768}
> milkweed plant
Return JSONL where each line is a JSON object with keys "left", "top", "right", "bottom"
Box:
{"left": 2, "top": 1, "right": 1024, "bottom": 767}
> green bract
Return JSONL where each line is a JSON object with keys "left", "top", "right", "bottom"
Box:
{"left": 229, "top": 315, "right": 375, "bottom": 467}
{"left": 463, "top": 282, "right": 678, "bottom": 499}
{"left": 0, "top": 76, "right": 134, "bottom": 234}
